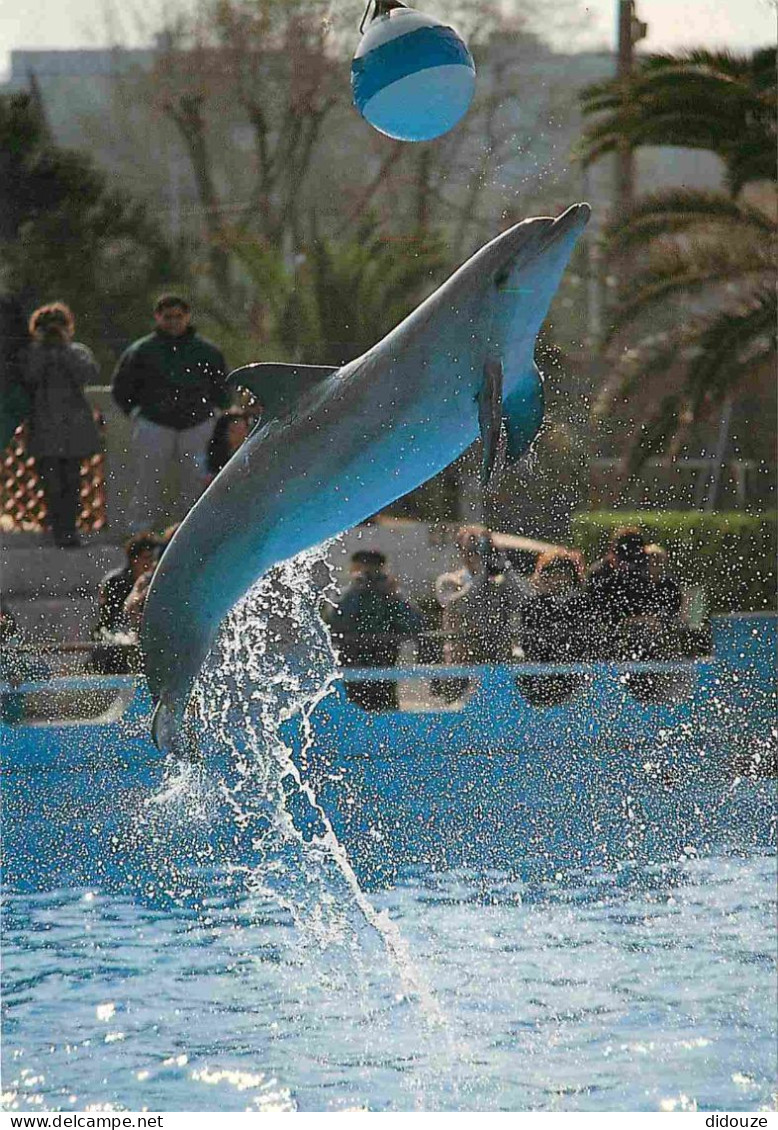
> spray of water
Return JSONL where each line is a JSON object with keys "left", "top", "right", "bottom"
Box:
{"left": 185, "top": 544, "right": 442, "bottom": 1022}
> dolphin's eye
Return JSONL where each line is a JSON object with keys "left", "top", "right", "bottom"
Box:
{"left": 494, "top": 266, "right": 510, "bottom": 289}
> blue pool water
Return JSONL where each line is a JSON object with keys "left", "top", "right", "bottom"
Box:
{"left": 2, "top": 846, "right": 776, "bottom": 1112}
{"left": 2, "top": 565, "right": 776, "bottom": 1112}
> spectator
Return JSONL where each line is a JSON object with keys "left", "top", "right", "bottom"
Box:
{"left": 206, "top": 408, "right": 252, "bottom": 482}
{"left": 95, "top": 533, "right": 159, "bottom": 635}
{"left": 124, "top": 568, "right": 154, "bottom": 633}
{"left": 522, "top": 549, "right": 586, "bottom": 662}
{"left": 22, "top": 303, "right": 100, "bottom": 548}
{"left": 92, "top": 532, "right": 159, "bottom": 673}
{"left": 644, "top": 544, "right": 683, "bottom": 620}
{"left": 519, "top": 549, "right": 586, "bottom": 705}
{"left": 584, "top": 527, "right": 655, "bottom": 655}
{"left": 435, "top": 524, "right": 488, "bottom": 608}
{"left": 112, "top": 294, "right": 230, "bottom": 531}
{"left": 439, "top": 528, "right": 531, "bottom": 663}
{"left": 323, "top": 550, "right": 422, "bottom": 710}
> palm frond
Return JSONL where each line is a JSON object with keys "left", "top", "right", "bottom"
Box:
{"left": 603, "top": 288, "right": 776, "bottom": 469}
{"left": 609, "top": 237, "right": 773, "bottom": 335}
{"left": 579, "top": 47, "right": 777, "bottom": 189}
{"left": 625, "top": 394, "right": 685, "bottom": 474}
{"left": 685, "top": 287, "right": 777, "bottom": 410}
{"left": 605, "top": 190, "right": 776, "bottom": 250}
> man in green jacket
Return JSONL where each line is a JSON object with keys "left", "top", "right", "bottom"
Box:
{"left": 112, "top": 294, "right": 231, "bottom": 532}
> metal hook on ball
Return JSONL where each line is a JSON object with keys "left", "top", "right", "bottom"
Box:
{"left": 359, "top": 0, "right": 409, "bottom": 35}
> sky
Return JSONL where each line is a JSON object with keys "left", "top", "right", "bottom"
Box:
{"left": 1, "top": 0, "right": 775, "bottom": 78}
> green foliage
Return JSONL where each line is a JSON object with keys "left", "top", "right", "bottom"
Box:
{"left": 571, "top": 510, "right": 777, "bottom": 612}
{"left": 579, "top": 47, "right": 778, "bottom": 469}
{"left": 580, "top": 48, "right": 777, "bottom": 194}
{"left": 0, "top": 92, "right": 179, "bottom": 367}
{"left": 283, "top": 219, "right": 450, "bottom": 366}
{"left": 211, "top": 217, "right": 450, "bottom": 367}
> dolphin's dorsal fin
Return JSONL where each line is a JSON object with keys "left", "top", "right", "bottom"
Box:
{"left": 477, "top": 357, "right": 504, "bottom": 488}
{"left": 502, "top": 365, "right": 545, "bottom": 461}
{"left": 228, "top": 362, "right": 337, "bottom": 420}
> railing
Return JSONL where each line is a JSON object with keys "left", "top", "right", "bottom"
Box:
{"left": 0, "top": 651, "right": 706, "bottom": 727}
{"left": 1, "top": 421, "right": 107, "bottom": 533}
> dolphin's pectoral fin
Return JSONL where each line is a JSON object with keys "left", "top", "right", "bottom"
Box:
{"left": 228, "top": 362, "right": 337, "bottom": 421}
{"left": 502, "top": 365, "right": 545, "bottom": 462}
{"left": 477, "top": 357, "right": 504, "bottom": 488}
{"left": 151, "top": 700, "right": 169, "bottom": 752}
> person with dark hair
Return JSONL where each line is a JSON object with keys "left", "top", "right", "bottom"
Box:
{"left": 111, "top": 295, "right": 231, "bottom": 531}
{"left": 584, "top": 527, "right": 681, "bottom": 658}
{"left": 94, "top": 532, "right": 159, "bottom": 632}
{"left": 206, "top": 409, "right": 252, "bottom": 482}
{"left": 586, "top": 526, "right": 650, "bottom": 614}
{"left": 91, "top": 531, "right": 160, "bottom": 673}
{"left": 522, "top": 548, "right": 586, "bottom": 658}
{"left": 519, "top": 549, "right": 587, "bottom": 704}
{"left": 21, "top": 302, "right": 100, "bottom": 548}
{"left": 644, "top": 543, "right": 683, "bottom": 620}
{"left": 322, "top": 550, "right": 423, "bottom": 710}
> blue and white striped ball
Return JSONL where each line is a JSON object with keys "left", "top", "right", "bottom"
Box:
{"left": 351, "top": 7, "right": 476, "bottom": 142}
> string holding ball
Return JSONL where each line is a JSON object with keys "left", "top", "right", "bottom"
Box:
{"left": 351, "top": 0, "right": 476, "bottom": 142}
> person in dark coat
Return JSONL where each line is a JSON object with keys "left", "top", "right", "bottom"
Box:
{"left": 522, "top": 549, "right": 586, "bottom": 662}
{"left": 95, "top": 532, "right": 160, "bottom": 636}
{"left": 112, "top": 294, "right": 231, "bottom": 531}
{"left": 22, "top": 303, "right": 100, "bottom": 548}
{"left": 205, "top": 408, "right": 252, "bottom": 482}
{"left": 91, "top": 532, "right": 159, "bottom": 673}
{"left": 323, "top": 550, "right": 423, "bottom": 711}
{"left": 519, "top": 549, "right": 587, "bottom": 705}
{"left": 582, "top": 527, "right": 654, "bottom": 656}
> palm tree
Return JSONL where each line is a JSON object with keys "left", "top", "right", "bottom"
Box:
{"left": 579, "top": 49, "right": 777, "bottom": 475}
{"left": 287, "top": 219, "right": 448, "bottom": 366}
{"left": 220, "top": 217, "right": 448, "bottom": 367}
{"left": 580, "top": 48, "right": 776, "bottom": 195}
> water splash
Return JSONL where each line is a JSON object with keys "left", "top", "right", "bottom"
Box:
{"left": 187, "top": 544, "right": 442, "bottom": 1022}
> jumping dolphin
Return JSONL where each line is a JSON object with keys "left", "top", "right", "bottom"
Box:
{"left": 142, "top": 202, "right": 591, "bottom": 748}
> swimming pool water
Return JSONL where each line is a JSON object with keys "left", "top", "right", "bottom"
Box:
{"left": 2, "top": 840, "right": 775, "bottom": 1112}
{"left": 3, "top": 591, "right": 776, "bottom": 1112}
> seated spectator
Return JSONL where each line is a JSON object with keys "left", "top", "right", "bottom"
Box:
{"left": 124, "top": 568, "right": 154, "bottom": 634}
{"left": 323, "top": 550, "right": 423, "bottom": 711}
{"left": 440, "top": 529, "right": 531, "bottom": 664}
{"left": 436, "top": 525, "right": 491, "bottom": 608}
{"left": 644, "top": 544, "right": 683, "bottom": 620}
{"left": 91, "top": 533, "right": 159, "bottom": 672}
{"left": 586, "top": 530, "right": 692, "bottom": 662}
{"left": 206, "top": 408, "right": 253, "bottom": 482}
{"left": 95, "top": 533, "right": 159, "bottom": 636}
{"left": 522, "top": 549, "right": 586, "bottom": 662}
{"left": 519, "top": 549, "right": 586, "bottom": 705}
{"left": 584, "top": 527, "right": 654, "bottom": 657}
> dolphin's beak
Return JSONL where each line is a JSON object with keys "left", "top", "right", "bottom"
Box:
{"left": 493, "top": 202, "right": 591, "bottom": 277}
{"left": 540, "top": 202, "right": 591, "bottom": 249}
